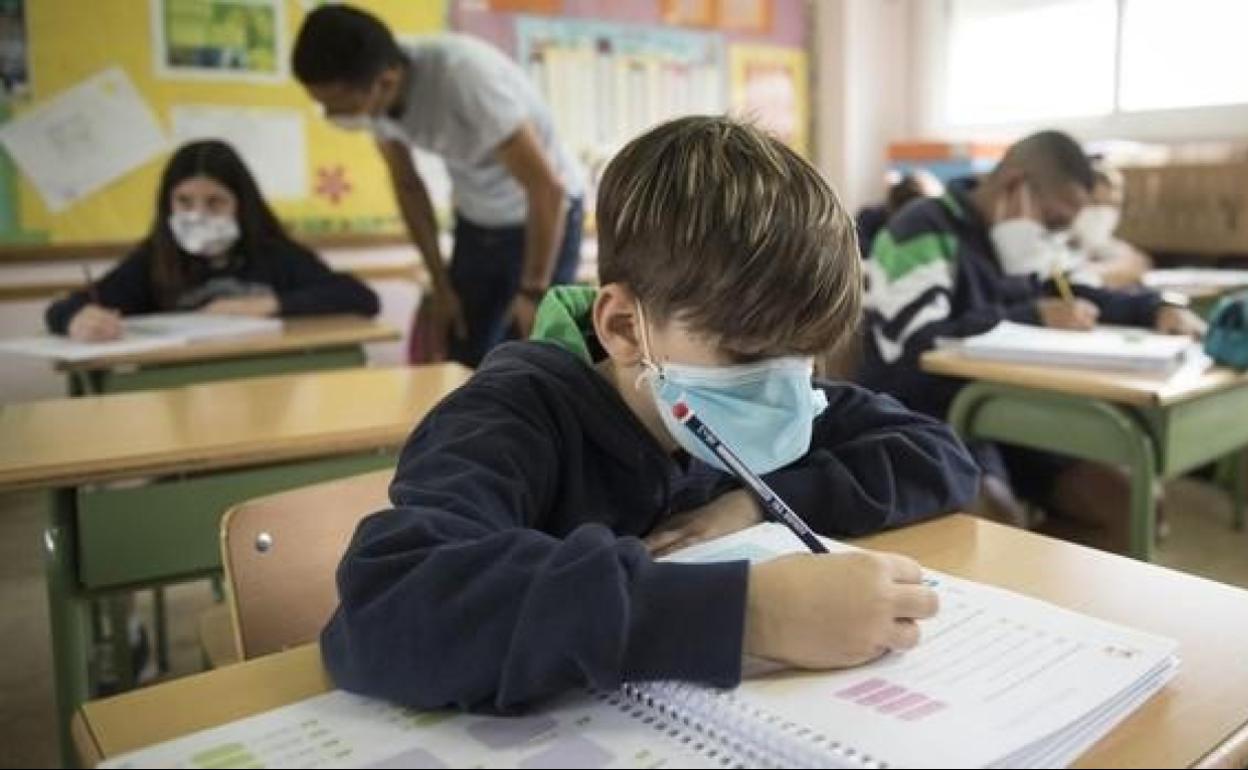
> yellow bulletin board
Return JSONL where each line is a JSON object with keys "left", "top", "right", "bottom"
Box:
{"left": 0, "top": 0, "right": 445, "bottom": 249}
{"left": 728, "top": 43, "right": 809, "bottom": 157}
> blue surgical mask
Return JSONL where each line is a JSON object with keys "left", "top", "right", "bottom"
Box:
{"left": 635, "top": 304, "right": 827, "bottom": 475}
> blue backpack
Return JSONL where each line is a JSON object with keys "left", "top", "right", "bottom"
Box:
{"left": 1204, "top": 291, "right": 1248, "bottom": 370}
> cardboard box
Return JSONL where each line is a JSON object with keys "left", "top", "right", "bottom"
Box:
{"left": 1119, "top": 162, "right": 1248, "bottom": 257}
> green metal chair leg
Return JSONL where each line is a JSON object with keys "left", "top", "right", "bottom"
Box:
{"left": 154, "top": 586, "right": 170, "bottom": 673}
{"left": 1233, "top": 449, "right": 1246, "bottom": 532}
{"left": 106, "top": 596, "right": 136, "bottom": 691}
{"left": 44, "top": 489, "right": 90, "bottom": 768}
{"left": 1127, "top": 451, "right": 1158, "bottom": 560}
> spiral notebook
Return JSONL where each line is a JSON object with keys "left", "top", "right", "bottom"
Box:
{"left": 102, "top": 524, "right": 1178, "bottom": 770}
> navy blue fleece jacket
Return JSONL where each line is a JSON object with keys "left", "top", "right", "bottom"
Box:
{"left": 322, "top": 290, "right": 980, "bottom": 712}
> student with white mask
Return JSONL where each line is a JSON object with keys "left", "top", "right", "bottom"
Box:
{"left": 46, "top": 140, "right": 378, "bottom": 342}
{"left": 860, "top": 130, "right": 1204, "bottom": 555}
{"left": 1067, "top": 162, "right": 1153, "bottom": 289}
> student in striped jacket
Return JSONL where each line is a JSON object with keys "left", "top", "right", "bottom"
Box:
{"left": 857, "top": 131, "right": 1205, "bottom": 553}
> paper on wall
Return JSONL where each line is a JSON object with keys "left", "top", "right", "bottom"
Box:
{"left": 0, "top": 66, "right": 168, "bottom": 213}
{"left": 171, "top": 105, "right": 308, "bottom": 200}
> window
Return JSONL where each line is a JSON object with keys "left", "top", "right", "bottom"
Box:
{"left": 946, "top": 0, "right": 1116, "bottom": 125}
{"left": 943, "top": 0, "right": 1248, "bottom": 126}
{"left": 1119, "top": 0, "right": 1248, "bottom": 111}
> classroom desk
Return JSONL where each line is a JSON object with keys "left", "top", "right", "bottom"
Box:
{"left": 55, "top": 316, "right": 400, "bottom": 395}
{"left": 0, "top": 364, "right": 470, "bottom": 764}
{"left": 921, "top": 349, "right": 1248, "bottom": 559}
{"left": 71, "top": 514, "right": 1248, "bottom": 769}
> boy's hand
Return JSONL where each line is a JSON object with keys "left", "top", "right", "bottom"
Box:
{"left": 67, "top": 304, "right": 123, "bottom": 342}
{"left": 644, "top": 490, "right": 763, "bottom": 557}
{"left": 744, "top": 551, "right": 938, "bottom": 669}
{"left": 1037, "top": 298, "right": 1099, "bottom": 330}
{"left": 1155, "top": 305, "right": 1207, "bottom": 338}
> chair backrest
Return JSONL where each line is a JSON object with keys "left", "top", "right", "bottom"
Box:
{"left": 220, "top": 469, "right": 392, "bottom": 660}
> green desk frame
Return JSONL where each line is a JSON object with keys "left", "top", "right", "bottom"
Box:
{"left": 947, "top": 381, "right": 1248, "bottom": 561}
{"left": 46, "top": 450, "right": 399, "bottom": 766}
{"left": 65, "top": 345, "right": 368, "bottom": 396}
{"left": 50, "top": 341, "right": 379, "bottom": 766}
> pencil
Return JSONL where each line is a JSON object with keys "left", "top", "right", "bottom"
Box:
{"left": 1051, "top": 265, "right": 1076, "bottom": 304}
{"left": 671, "top": 401, "right": 828, "bottom": 554}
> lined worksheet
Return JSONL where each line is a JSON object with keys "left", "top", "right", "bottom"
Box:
{"left": 670, "top": 524, "right": 1179, "bottom": 768}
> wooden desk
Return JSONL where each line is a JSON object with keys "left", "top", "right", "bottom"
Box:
{"left": 1143, "top": 269, "right": 1248, "bottom": 317}
{"left": 922, "top": 349, "right": 1248, "bottom": 558}
{"left": 0, "top": 364, "right": 464, "bottom": 491}
{"left": 73, "top": 515, "right": 1248, "bottom": 769}
{"left": 0, "top": 364, "right": 470, "bottom": 764}
{"left": 53, "top": 316, "right": 400, "bottom": 396}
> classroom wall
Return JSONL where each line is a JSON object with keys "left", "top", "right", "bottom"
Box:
{"left": 813, "top": 0, "right": 918, "bottom": 211}
{"left": 0, "top": 0, "right": 818, "bottom": 404}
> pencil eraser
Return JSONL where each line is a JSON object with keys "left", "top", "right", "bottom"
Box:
{"left": 672, "top": 402, "right": 689, "bottom": 420}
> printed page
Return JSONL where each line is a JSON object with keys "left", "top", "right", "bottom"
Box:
{"left": 122, "top": 313, "right": 283, "bottom": 343}
{"left": 0, "top": 334, "right": 178, "bottom": 362}
{"left": 102, "top": 689, "right": 721, "bottom": 770}
{"left": 666, "top": 524, "right": 1178, "bottom": 768}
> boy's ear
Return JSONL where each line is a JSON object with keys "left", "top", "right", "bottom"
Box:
{"left": 593, "top": 283, "right": 644, "bottom": 366}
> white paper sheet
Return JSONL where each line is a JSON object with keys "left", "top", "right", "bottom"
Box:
{"left": 0, "top": 313, "right": 281, "bottom": 362}
{"left": 0, "top": 67, "right": 168, "bottom": 212}
{"left": 170, "top": 105, "right": 307, "bottom": 200}
{"left": 100, "top": 689, "right": 717, "bottom": 769}
{"left": 1144, "top": 268, "right": 1248, "bottom": 291}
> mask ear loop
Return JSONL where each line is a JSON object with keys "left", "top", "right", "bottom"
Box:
{"left": 633, "top": 301, "right": 662, "bottom": 391}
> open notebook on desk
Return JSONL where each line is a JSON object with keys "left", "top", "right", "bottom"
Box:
{"left": 102, "top": 524, "right": 1178, "bottom": 770}
{"left": 0, "top": 313, "right": 282, "bottom": 363}
{"left": 937, "top": 321, "right": 1204, "bottom": 377}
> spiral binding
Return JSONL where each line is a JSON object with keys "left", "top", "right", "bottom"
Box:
{"left": 598, "top": 681, "right": 887, "bottom": 770}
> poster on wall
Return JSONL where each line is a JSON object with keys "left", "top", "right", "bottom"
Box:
{"left": 0, "top": 67, "right": 169, "bottom": 213}
{"left": 729, "top": 44, "right": 808, "bottom": 156}
{"left": 170, "top": 105, "right": 307, "bottom": 199}
{"left": 0, "top": 0, "right": 28, "bottom": 101}
{"left": 515, "top": 16, "right": 725, "bottom": 204}
{"left": 152, "top": 0, "right": 285, "bottom": 82}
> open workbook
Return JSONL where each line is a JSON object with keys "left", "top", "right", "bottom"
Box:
{"left": 102, "top": 524, "right": 1179, "bottom": 769}
{"left": 937, "top": 320, "right": 1204, "bottom": 376}
{"left": 0, "top": 313, "right": 282, "bottom": 362}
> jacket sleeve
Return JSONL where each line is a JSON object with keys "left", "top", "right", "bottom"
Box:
{"left": 1068, "top": 282, "right": 1163, "bottom": 327}
{"left": 321, "top": 380, "right": 747, "bottom": 712}
{"left": 865, "top": 222, "right": 1039, "bottom": 369}
{"left": 763, "top": 383, "right": 981, "bottom": 537}
{"left": 45, "top": 246, "right": 157, "bottom": 334}
{"left": 272, "top": 240, "right": 380, "bottom": 318}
